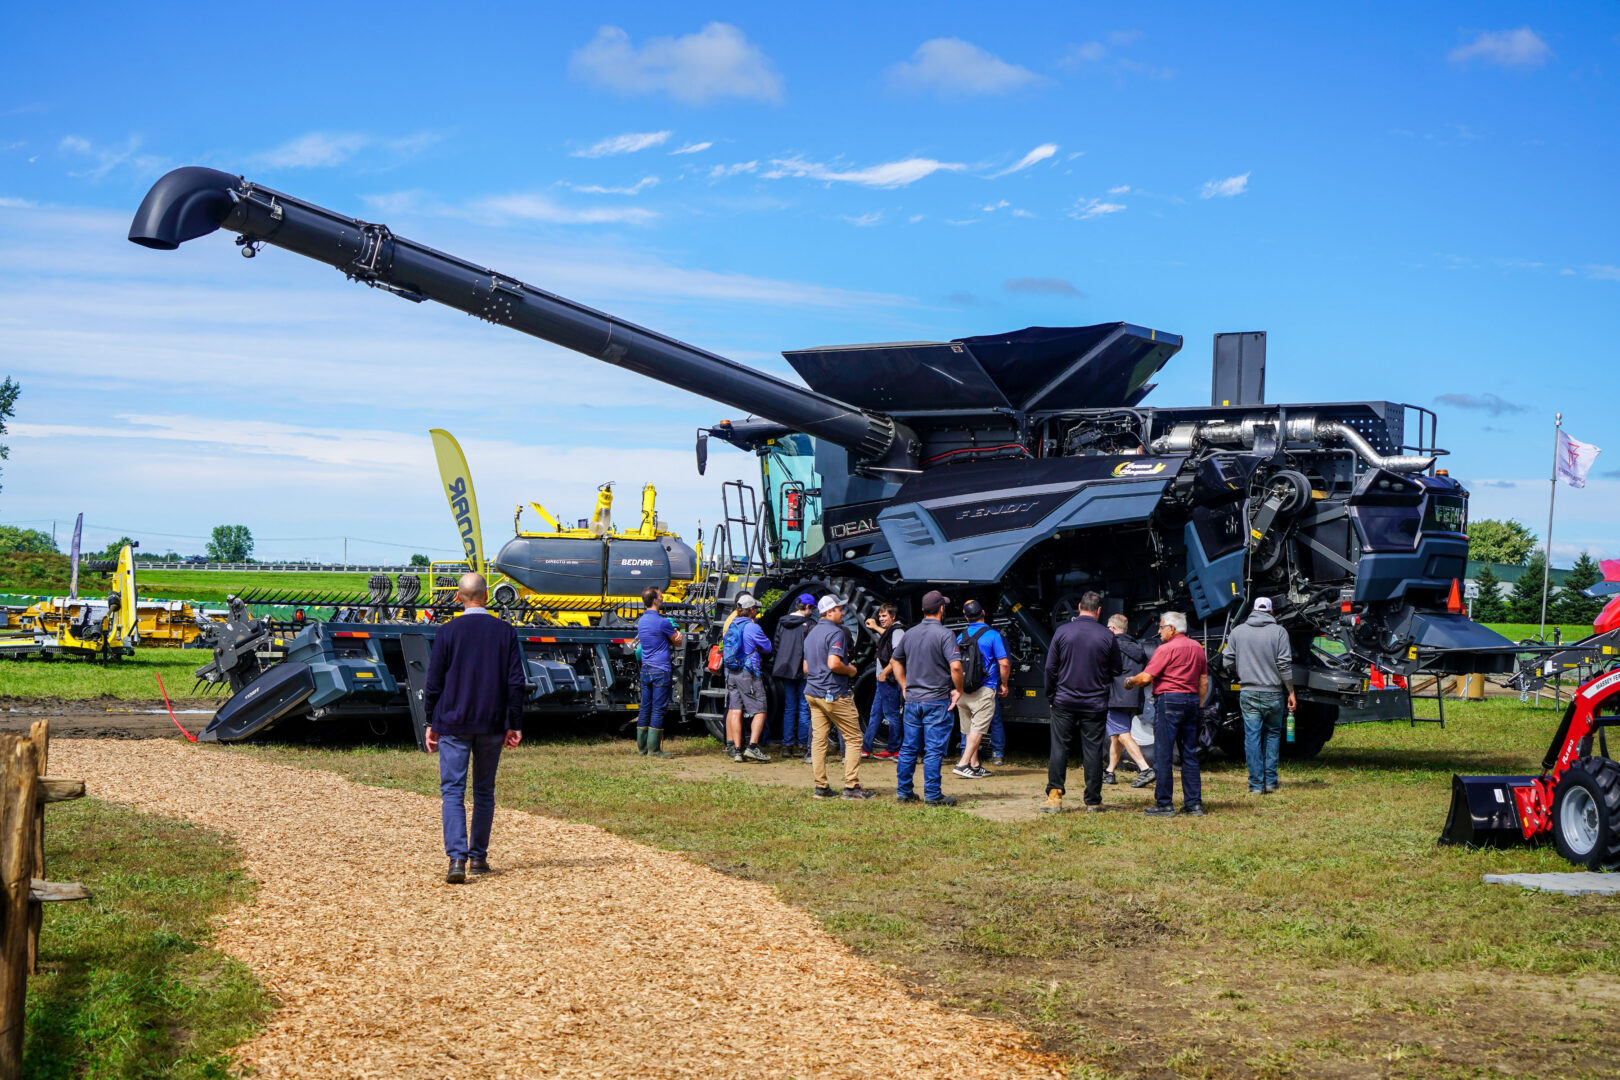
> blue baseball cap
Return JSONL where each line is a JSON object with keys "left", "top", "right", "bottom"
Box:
{"left": 796, "top": 593, "right": 816, "bottom": 606}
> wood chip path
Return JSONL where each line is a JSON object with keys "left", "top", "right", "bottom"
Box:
{"left": 58, "top": 741, "right": 1062, "bottom": 1079}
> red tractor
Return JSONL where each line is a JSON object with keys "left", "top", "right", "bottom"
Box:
{"left": 1441, "top": 669, "right": 1620, "bottom": 869}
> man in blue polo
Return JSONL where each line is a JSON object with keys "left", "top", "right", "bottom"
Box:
{"left": 892, "top": 590, "right": 964, "bottom": 807}
{"left": 636, "top": 586, "right": 683, "bottom": 759}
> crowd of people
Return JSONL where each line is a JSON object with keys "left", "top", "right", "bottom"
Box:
{"left": 635, "top": 583, "right": 1297, "bottom": 814}
{"left": 420, "top": 571, "right": 1296, "bottom": 880}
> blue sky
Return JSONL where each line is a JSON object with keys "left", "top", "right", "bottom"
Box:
{"left": 2, "top": 3, "right": 1617, "bottom": 564}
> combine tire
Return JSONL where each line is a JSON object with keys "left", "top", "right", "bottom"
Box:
{"left": 1552, "top": 757, "right": 1620, "bottom": 869}
{"left": 1282, "top": 701, "right": 1336, "bottom": 759}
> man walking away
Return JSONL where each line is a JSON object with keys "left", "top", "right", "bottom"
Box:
{"left": 636, "top": 586, "right": 682, "bottom": 759}
{"left": 892, "top": 591, "right": 964, "bottom": 807}
{"left": 1105, "top": 614, "right": 1156, "bottom": 789}
{"left": 803, "top": 595, "right": 871, "bottom": 799}
{"left": 1125, "top": 612, "right": 1210, "bottom": 817}
{"left": 722, "top": 593, "right": 772, "bottom": 762}
{"left": 424, "top": 573, "right": 527, "bottom": 884}
{"left": 1223, "top": 596, "right": 1294, "bottom": 794}
{"left": 953, "top": 600, "right": 1009, "bottom": 779}
{"left": 772, "top": 594, "right": 817, "bottom": 759}
{"left": 1040, "top": 591, "right": 1122, "bottom": 814}
{"left": 863, "top": 604, "right": 906, "bottom": 759}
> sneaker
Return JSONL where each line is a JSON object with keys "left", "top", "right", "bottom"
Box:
{"left": 924, "top": 796, "right": 958, "bottom": 807}
{"left": 1143, "top": 805, "right": 1176, "bottom": 817}
{"left": 969, "top": 765, "right": 991, "bottom": 778}
{"left": 743, "top": 744, "right": 770, "bottom": 763}
{"left": 841, "top": 786, "right": 875, "bottom": 800}
{"left": 812, "top": 786, "right": 836, "bottom": 799}
{"left": 1130, "top": 769, "right": 1156, "bottom": 788}
{"left": 1247, "top": 788, "right": 1263, "bottom": 796}
{"left": 896, "top": 793, "right": 920, "bottom": 803}
{"left": 723, "top": 742, "right": 739, "bottom": 760}
{"left": 1101, "top": 770, "right": 1117, "bottom": 785}
{"left": 801, "top": 750, "right": 813, "bottom": 764}
{"left": 876, "top": 750, "right": 899, "bottom": 759}
{"left": 1263, "top": 784, "right": 1279, "bottom": 794}
{"left": 952, "top": 764, "right": 976, "bottom": 778}
{"left": 860, "top": 749, "right": 875, "bottom": 759}
{"left": 990, "top": 756, "right": 1005, "bottom": 767}
{"left": 1084, "top": 804, "right": 1105, "bottom": 813}
{"left": 1179, "top": 803, "right": 1206, "bottom": 817}
{"left": 1037, "top": 790, "right": 1063, "bottom": 814}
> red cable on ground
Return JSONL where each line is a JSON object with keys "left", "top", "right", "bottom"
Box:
{"left": 156, "top": 673, "right": 198, "bottom": 742}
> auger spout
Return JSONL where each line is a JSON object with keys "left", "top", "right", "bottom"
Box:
{"left": 129, "top": 167, "right": 917, "bottom": 472}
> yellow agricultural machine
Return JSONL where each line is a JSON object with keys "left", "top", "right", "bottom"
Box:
{"left": 0, "top": 544, "right": 143, "bottom": 660}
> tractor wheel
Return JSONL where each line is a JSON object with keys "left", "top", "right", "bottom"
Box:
{"left": 1282, "top": 701, "right": 1337, "bottom": 759}
{"left": 1551, "top": 757, "right": 1620, "bottom": 869}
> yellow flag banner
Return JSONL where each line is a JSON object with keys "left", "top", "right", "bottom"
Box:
{"left": 429, "top": 428, "right": 485, "bottom": 575}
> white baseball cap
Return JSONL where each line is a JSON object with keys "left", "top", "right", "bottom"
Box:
{"left": 1253, "top": 596, "right": 1273, "bottom": 613}
{"left": 817, "top": 594, "right": 847, "bottom": 615}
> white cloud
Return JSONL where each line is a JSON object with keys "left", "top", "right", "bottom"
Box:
{"left": 840, "top": 212, "right": 882, "bottom": 227}
{"left": 887, "top": 38, "right": 1043, "bottom": 98}
{"left": 468, "top": 193, "right": 658, "bottom": 225}
{"left": 707, "top": 160, "right": 759, "bottom": 180}
{"left": 1069, "top": 198, "right": 1126, "bottom": 220}
{"left": 1199, "top": 172, "right": 1250, "bottom": 198}
{"left": 982, "top": 200, "right": 1010, "bottom": 212}
{"left": 1059, "top": 35, "right": 1173, "bottom": 79}
{"left": 908, "top": 214, "right": 924, "bottom": 224}
{"left": 566, "top": 176, "right": 660, "bottom": 196}
{"left": 989, "top": 143, "right": 1058, "bottom": 178}
{"left": 0, "top": 196, "right": 36, "bottom": 208}
{"left": 763, "top": 156, "right": 965, "bottom": 189}
{"left": 569, "top": 23, "right": 783, "bottom": 105}
{"left": 1011, "top": 209, "right": 1035, "bottom": 218}
{"left": 671, "top": 141, "right": 713, "bottom": 155}
{"left": 59, "top": 134, "right": 167, "bottom": 181}
{"left": 1108, "top": 184, "right": 1130, "bottom": 194}
{"left": 572, "top": 131, "right": 671, "bottom": 158}
{"left": 1448, "top": 27, "right": 1551, "bottom": 68}
{"left": 252, "top": 131, "right": 440, "bottom": 170}
{"left": 1065, "top": 41, "right": 1109, "bottom": 64}
{"left": 1585, "top": 264, "right": 1620, "bottom": 281}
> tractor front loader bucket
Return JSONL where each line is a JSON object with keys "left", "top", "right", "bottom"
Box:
{"left": 1440, "top": 775, "right": 1540, "bottom": 849}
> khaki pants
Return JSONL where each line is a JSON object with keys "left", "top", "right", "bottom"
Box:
{"left": 808, "top": 695, "right": 863, "bottom": 790}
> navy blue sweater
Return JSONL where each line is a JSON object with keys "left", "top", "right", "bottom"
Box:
{"left": 424, "top": 611, "right": 528, "bottom": 735}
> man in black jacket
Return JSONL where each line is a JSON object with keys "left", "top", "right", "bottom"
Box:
{"left": 771, "top": 594, "right": 817, "bottom": 760}
{"left": 424, "top": 573, "right": 527, "bottom": 883}
{"left": 1105, "top": 614, "right": 1156, "bottom": 788}
{"left": 1040, "top": 591, "right": 1122, "bottom": 814}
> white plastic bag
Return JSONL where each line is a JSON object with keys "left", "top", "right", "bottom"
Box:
{"left": 1131, "top": 714, "right": 1155, "bottom": 746}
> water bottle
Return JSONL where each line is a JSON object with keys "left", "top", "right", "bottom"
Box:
{"left": 1286, "top": 711, "right": 1296, "bottom": 743}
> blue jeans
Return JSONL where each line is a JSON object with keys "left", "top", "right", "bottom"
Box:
{"left": 864, "top": 679, "right": 904, "bottom": 752}
{"left": 780, "top": 678, "right": 811, "bottom": 746}
{"left": 639, "top": 666, "right": 672, "bottom": 731}
{"left": 439, "top": 733, "right": 505, "bottom": 861}
{"left": 1153, "top": 692, "right": 1202, "bottom": 809}
{"left": 990, "top": 697, "right": 1006, "bottom": 759}
{"left": 897, "top": 700, "right": 953, "bottom": 801}
{"left": 1240, "top": 690, "right": 1285, "bottom": 791}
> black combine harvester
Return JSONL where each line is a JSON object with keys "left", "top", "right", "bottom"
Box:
{"left": 131, "top": 167, "right": 1523, "bottom": 755}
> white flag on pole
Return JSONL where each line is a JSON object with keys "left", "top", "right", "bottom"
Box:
{"left": 1556, "top": 429, "right": 1602, "bottom": 488}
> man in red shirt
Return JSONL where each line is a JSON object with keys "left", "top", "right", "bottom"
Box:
{"left": 1124, "top": 611, "right": 1209, "bottom": 816}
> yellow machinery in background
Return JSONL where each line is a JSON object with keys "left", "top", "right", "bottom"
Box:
{"left": 18, "top": 597, "right": 205, "bottom": 648}
{"left": 0, "top": 544, "right": 143, "bottom": 660}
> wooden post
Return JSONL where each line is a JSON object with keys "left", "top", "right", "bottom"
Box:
{"left": 24, "top": 723, "right": 44, "bottom": 977}
{"left": 0, "top": 735, "right": 41, "bottom": 1079}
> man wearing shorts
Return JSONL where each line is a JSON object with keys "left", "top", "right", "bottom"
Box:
{"left": 722, "top": 594, "right": 772, "bottom": 763}
{"left": 953, "top": 600, "right": 1009, "bottom": 779}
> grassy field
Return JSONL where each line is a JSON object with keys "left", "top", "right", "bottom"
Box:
{"left": 0, "top": 555, "right": 383, "bottom": 604}
{"left": 0, "top": 648, "right": 209, "bottom": 702}
{"left": 25, "top": 798, "right": 270, "bottom": 1079}
{"left": 243, "top": 697, "right": 1620, "bottom": 1079}
{"left": 1483, "top": 622, "right": 1599, "bottom": 643}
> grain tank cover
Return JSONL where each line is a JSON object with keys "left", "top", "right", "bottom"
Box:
{"left": 494, "top": 537, "right": 674, "bottom": 596}
{"left": 783, "top": 323, "right": 1181, "bottom": 414}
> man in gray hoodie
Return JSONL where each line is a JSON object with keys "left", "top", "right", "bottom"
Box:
{"left": 1222, "top": 596, "right": 1295, "bottom": 794}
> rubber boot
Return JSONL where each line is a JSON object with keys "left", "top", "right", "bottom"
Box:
{"left": 636, "top": 727, "right": 650, "bottom": 755}
{"left": 648, "top": 728, "right": 674, "bottom": 759}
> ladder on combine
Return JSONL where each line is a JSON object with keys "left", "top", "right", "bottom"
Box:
{"left": 689, "top": 481, "right": 769, "bottom": 739}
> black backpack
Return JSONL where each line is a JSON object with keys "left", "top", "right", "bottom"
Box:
{"left": 958, "top": 625, "right": 991, "bottom": 693}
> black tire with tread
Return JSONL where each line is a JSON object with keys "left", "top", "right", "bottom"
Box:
{"left": 1282, "top": 701, "right": 1336, "bottom": 759}
{"left": 1551, "top": 756, "right": 1620, "bottom": 870}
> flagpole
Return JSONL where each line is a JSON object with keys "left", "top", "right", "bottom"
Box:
{"left": 1539, "top": 412, "right": 1560, "bottom": 640}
